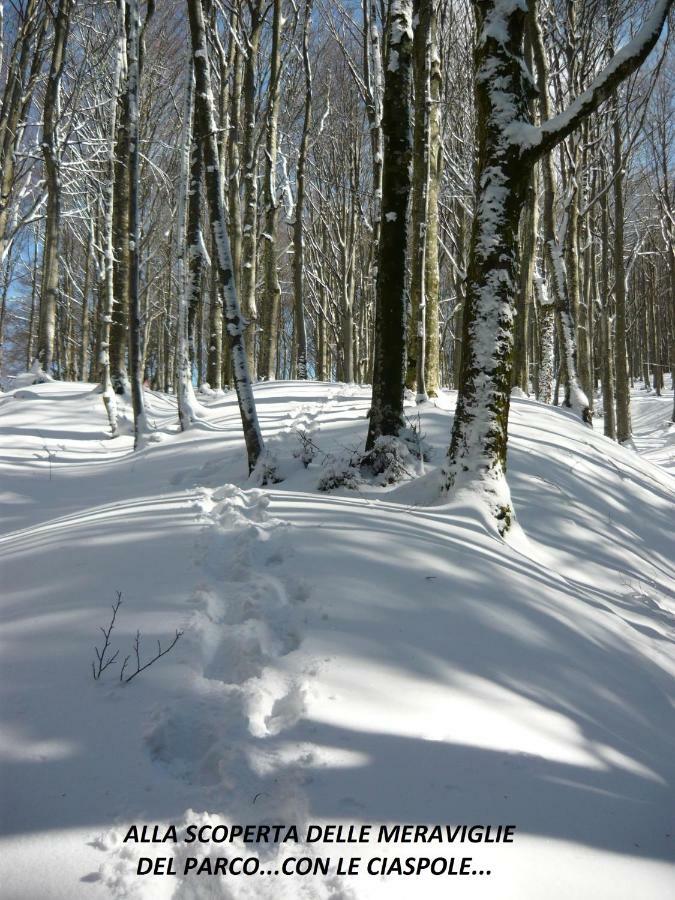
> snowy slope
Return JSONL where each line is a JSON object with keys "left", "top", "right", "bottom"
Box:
{"left": 628, "top": 386, "right": 675, "bottom": 477}
{"left": 0, "top": 380, "right": 673, "bottom": 900}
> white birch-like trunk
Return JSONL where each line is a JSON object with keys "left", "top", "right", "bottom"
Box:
{"left": 176, "top": 67, "right": 202, "bottom": 431}
{"left": 186, "top": 0, "right": 265, "bottom": 474}
{"left": 99, "top": 0, "right": 125, "bottom": 436}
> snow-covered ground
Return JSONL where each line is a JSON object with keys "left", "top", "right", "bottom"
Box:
{"left": 627, "top": 385, "right": 675, "bottom": 477}
{"left": 0, "top": 379, "right": 673, "bottom": 900}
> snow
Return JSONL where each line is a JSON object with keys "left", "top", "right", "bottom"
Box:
{"left": 479, "top": 0, "right": 528, "bottom": 48}
{"left": 0, "top": 379, "right": 674, "bottom": 899}
{"left": 387, "top": 1, "right": 412, "bottom": 72}
{"left": 389, "top": 1, "right": 413, "bottom": 47}
{"left": 605, "top": 381, "right": 675, "bottom": 477}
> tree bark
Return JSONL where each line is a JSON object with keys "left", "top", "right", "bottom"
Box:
{"left": 293, "top": 0, "right": 314, "bottom": 380}
{"left": 125, "top": 0, "right": 147, "bottom": 447}
{"left": 35, "top": 0, "right": 72, "bottom": 375}
{"left": 443, "top": 1, "right": 531, "bottom": 529}
{"left": 531, "top": 5, "right": 590, "bottom": 422}
{"left": 599, "top": 172, "right": 616, "bottom": 439}
{"left": 366, "top": 0, "right": 414, "bottom": 451}
{"left": 187, "top": 0, "right": 265, "bottom": 474}
{"left": 259, "top": 0, "right": 283, "bottom": 381}
{"left": 613, "top": 114, "right": 631, "bottom": 443}
{"left": 423, "top": 4, "right": 441, "bottom": 398}
{"left": 110, "top": 6, "right": 131, "bottom": 396}
{"left": 240, "top": 0, "right": 265, "bottom": 372}
{"left": 176, "top": 67, "right": 201, "bottom": 430}
{"left": 99, "top": 0, "right": 125, "bottom": 435}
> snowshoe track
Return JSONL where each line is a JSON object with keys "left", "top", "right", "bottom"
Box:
{"left": 95, "top": 484, "right": 351, "bottom": 898}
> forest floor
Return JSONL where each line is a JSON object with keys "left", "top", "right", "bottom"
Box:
{"left": 0, "top": 377, "right": 673, "bottom": 899}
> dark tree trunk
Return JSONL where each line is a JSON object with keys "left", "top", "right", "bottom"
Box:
{"left": 126, "top": 0, "right": 147, "bottom": 447}
{"left": 613, "top": 115, "right": 631, "bottom": 443}
{"left": 259, "top": 0, "right": 283, "bottom": 381}
{"left": 366, "top": 0, "right": 414, "bottom": 451}
{"left": 293, "top": 0, "right": 313, "bottom": 381}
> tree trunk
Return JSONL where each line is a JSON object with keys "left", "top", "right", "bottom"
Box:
{"left": 176, "top": 67, "right": 201, "bottom": 430}
{"left": 512, "top": 25, "right": 537, "bottom": 395}
{"left": 366, "top": 0, "right": 413, "bottom": 451}
{"left": 406, "top": 0, "right": 430, "bottom": 396}
{"left": 293, "top": 0, "right": 313, "bottom": 381}
{"left": 99, "top": 0, "right": 126, "bottom": 435}
{"left": 80, "top": 217, "right": 94, "bottom": 381}
{"left": 227, "top": 32, "right": 243, "bottom": 295}
{"left": 514, "top": 164, "right": 537, "bottom": 394}
{"left": 408, "top": 0, "right": 438, "bottom": 402}
{"left": 613, "top": 114, "right": 631, "bottom": 443}
{"left": 187, "top": 0, "right": 265, "bottom": 474}
{"left": 110, "top": 70, "right": 130, "bottom": 394}
{"left": 240, "top": 0, "right": 264, "bottom": 372}
{"left": 443, "top": 0, "right": 670, "bottom": 526}
{"left": 125, "top": 0, "right": 147, "bottom": 447}
{"left": 599, "top": 175, "right": 616, "bottom": 439}
{"left": 259, "top": 0, "right": 283, "bottom": 381}
{"left": 423, "top": 5, "right": 441, "bottom": 398}
{"left": 363, "top": 0, "right": 384, "bottom": 355}
{"left": 534, "top": 272, "right": 555, "bottom": 404}
{"left": 0, "top": 0, "right": 46, "bottom": 269}
{"left": 35, "top": 0, "right": 72, "bottom": 376}
{"left": 531, "top": 6, "right": 590, "bottom": 422}
{"left": 443, "top": 2, "right": 531, "bottom": 528}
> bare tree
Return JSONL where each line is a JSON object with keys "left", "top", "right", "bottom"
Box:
{"left": 34, "top": 0, "right": 72, "bottom": 377}
{"left": 187, "top": 0, "right": 266, "bottom": 474}
{"left": 366, "top": 0, "right": 414, "bottom": 451}
{"left": 443, "top": 0, "right": 673, "bottom": 530}
{"left": 293, "top": 0, "right": 315, "bottom": 380}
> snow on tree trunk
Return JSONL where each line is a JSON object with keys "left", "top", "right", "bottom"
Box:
{"left": 186, "top": 0, "right": 265, "bottom": 474}
{"left": 442, "top": 0, "right": 531, "bottom": 531}
{"left": 366, "top": 0, "right": 414, "bottom": 452}
{"left": 443, "top": 0, "right": 672, "bottom": 530}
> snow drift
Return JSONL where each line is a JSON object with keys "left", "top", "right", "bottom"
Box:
{"left": 0, "top": 380, "right": 673, "bottom": 899}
